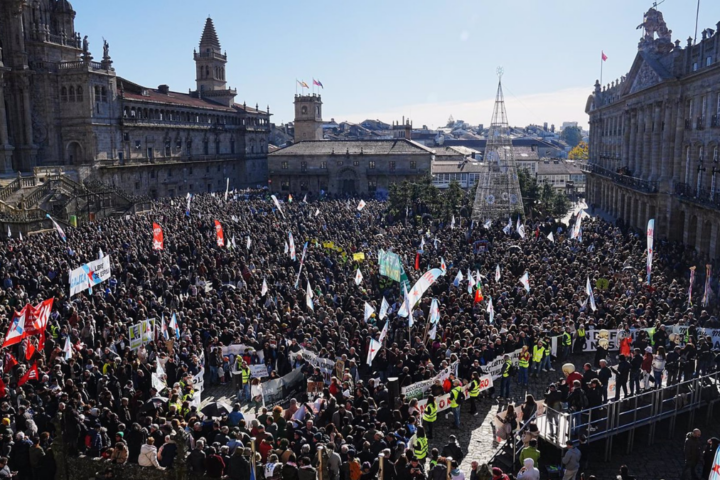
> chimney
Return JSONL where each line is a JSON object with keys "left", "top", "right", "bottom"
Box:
{"left": 158, "top": 84, "right": 169, "bottom": 94}
{"left": 405, "top": 119, "right": 412, "bottom": 140}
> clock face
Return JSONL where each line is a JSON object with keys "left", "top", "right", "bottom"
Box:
{"left": 486, "top": 194, "right": 495, "bottom": 204}
{"left": 510, "top": 194, "right": 518, "bottom": 205}
{"left": 502, "top": 192, "right": 508, "bottom": 201}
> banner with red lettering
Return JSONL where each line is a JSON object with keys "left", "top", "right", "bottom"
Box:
{"left": 152, "top": 223, "right": 164, "bottom": 250}
{"left": 23, "top": 298, "right": 53, "bottom": 338}
{"left": 214, "top": 220, "right": 225, "bottom": 247}
{"left": 415, "top": 374, "right": 493, "bottom": 415}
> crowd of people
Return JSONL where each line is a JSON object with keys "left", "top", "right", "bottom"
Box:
{"left": 0, "top": 190, "right": 713, "bottom": 480}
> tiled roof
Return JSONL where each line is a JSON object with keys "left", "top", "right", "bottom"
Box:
{"left": 537, "top": 161, "right": 580, "bottom": 175}
{"left": 269, "top": 139, "right": 434, "bottom": 156}
{"left": 432, "top": 161, "right": 487, "bottom": 174}
{"left": 200, "top": 18, "right": 221, "bottom": 49}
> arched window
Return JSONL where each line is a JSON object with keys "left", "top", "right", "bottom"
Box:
{"left": 76, "top": 86, "right": 83, "bottom": 102}
{"left": 61, "top": 86, "right": 68, "bottom": 102}
{"left": 699, "top": 146, "right": 704, "bottom": 162}
{"left": 301, "top": 106, "right": 308, "bottom": 115}
{"left": 714, "top": 147, "right": 719, "bottom": 163}
{"left": 69, "top": 86, "right": 75, "bottom": 102}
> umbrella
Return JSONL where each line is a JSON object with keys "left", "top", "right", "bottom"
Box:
{"left": 201, "top": 401, "right": 232, "bottom": 418}
{"left": 140, "top": 396, "right": 168, "bottom": 413}
{"left": 508, "top": 245, "right": 522, "bottom": 253}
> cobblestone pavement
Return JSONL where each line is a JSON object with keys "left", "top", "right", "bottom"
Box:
{"left": 202, "top": 354, "right": 720, "bottom": 480}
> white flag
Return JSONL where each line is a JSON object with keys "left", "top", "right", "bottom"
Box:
{"left": 586, "top": 277, "right": 597, "bottom": 312}
{"left": 429, "top": 298, "right": 440, "bottom": 324}
{"left": 357, "top": 200, "right": 366, "bottom": 211}
{"left": 440, "top": 257, "right": 447, "bottom": 274}
{"left": 303, "top": 194, "right": 307, "bottom": 203}
{"left": 450, "top": 215, "right": 455, "bottom": 229}
{"left": 419, "top": 237, "right": 425, "bottom": 253}
{"left": 364, "top": 302, "right": 375, "bottom": 322}
{"left": 366, "top": 338, "right": 381, "bottom": 366}
{"left": 483, "top": 219, "right": 492, "bottom": 229}
{"left": 487, "top": 296, "right": 495, "bottom": 324}
{"left": 98, "top": 248, "right": 104, "bottom": 260}
{"left": 495, "top": 265, "right": 501, "bottom": 282}
{"left": 306, "top": 280, "right": 314, "bottom": 311}
{"left": 518, "top": 224, "right": 525, "bottom": 239}
{"left": 379, "top": 297, "right": 390, "bottom": 320}
{"left": 246, "top": 236, "right": 251, "bottom": 250}
{"left": 467, "top": 268, "right": 473, "bottom": 294}
{"left": 519, "top": 272, "right": 530, "bottom": 293}
{"left": 354, "top": 268, "right": 363, "bottom": 285}
{"left": 429, "top": 323, "right": 437, "bottom": 340}
{"left": 548, "top": 232, "right": 554, "bottom": 243}
{"left": 231, "top": 236, "right": 237, "bottom": 250}
{"left": 315, "top": 208, "right": 320, "bottom": 217}
{"left": 271, "top": 194, "right": 286, "bottom": 219}
{"left": 63, "top": 336, "right": 73, "bottom": 360}
{"left": 6, "top": 225, "right": 10, "bottom": 238}
{"left": 224, "top": 178, "right": 229, "bottom": 201}
{"left": 232, "top": 215, "right": 239, "bottom": 223}
{"left": 503, "top": 218, "right": 512, "bottom": 235}
{"left": 453, "top": 270, "right": 464, "bottom": 287}
{"left": 261, "top": 278, "right": 268, "bottom": 296}
{"left": 379, "top": 321, "right": 389, "bottom": 344}
{"left": 288, "top": 232, "right": 296, "bottom": 260}
{"left": 284, "top": 241, "right": 289, "bottom": 254}
{"left": 18, "top": 231, "right": 22, "bottom": 241}
{"left": 403, "top": 283, "right": 414, "bottom": 327}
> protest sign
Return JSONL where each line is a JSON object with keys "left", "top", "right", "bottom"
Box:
{"left": 69, "top": 255, "right": 112, "bottom": 296}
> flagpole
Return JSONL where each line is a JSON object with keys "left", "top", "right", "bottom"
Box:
{"left": 600, "top": 54, "right": 603, "bottom": 86}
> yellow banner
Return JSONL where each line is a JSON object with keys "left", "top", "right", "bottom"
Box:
{"left": 353, "top": 252, "right": 365, "bottom": 261}
{"left": 323, "top": 241, "right": 335, "bottom": 249}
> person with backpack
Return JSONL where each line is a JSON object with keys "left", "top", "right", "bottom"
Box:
{"left": 499, "top": 355, "right": 512, "bottom": 400}
{"left": 449, "top": 380, "right": 464, "bottom": 430}
{"left": 422, "top": 396, "right": 437, "bottom": 439}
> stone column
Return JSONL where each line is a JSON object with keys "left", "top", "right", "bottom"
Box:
{"left": 641, "top": 105, "right": 652, "bottom": 179}
{"left": 649, "top": 103, "right": 662, "bottom": 182}
{"left": 659, "top": 102, "right": 673, "bottom": 183}
{"left": 628, "top": 110, "right": 637, "bottom": 173}
{"left": 673, "top": 100, "right": 685, "bottom": 186}
{"left": 0, "top": 67, "right": 13, "bottom": 173}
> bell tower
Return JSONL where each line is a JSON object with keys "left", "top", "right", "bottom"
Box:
{"left": 294, "top": 94, "right": 323, "bottom": 142}
{"left": 193, "top": 17, "right": 236, "bottom": 106}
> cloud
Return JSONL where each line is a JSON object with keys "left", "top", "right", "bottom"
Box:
{"left": 337, "top": 86, "right": 591, "bottom": 130}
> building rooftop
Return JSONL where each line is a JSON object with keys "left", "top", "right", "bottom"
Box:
{"left": 537, "top": 160, "right": 582, "bottom": 175}
{"left": 269, "top": 139, "right": 435, "bottom": 156}
{"left": 199, "top": 17, "right": 221, "bottom": 49}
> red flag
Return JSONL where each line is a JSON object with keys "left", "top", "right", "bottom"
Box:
{"left": 214, "top": 220, "right": 225, "bottom": 247}
{"left": 24, "top": 298, "right": 53, "bottom": 337}
{"left": 152, "top": 223, "right": 164, "bottom": 250}
{"left": 3, "top": 354, "right": 17, "bottom": 374}
{"left": 0, "top": 377, "right": 6, "bottom": 398}
{"left": 414, "top": 253, "right": 420, "bottom": 271}
{"left": 25, "top": 342, "right": 35, "bottom": 361}
{"left": 17, "top": 362, "right": 38, "bottom": 386}
{"left": 602, "top": 51, "right": 608, "bottom": 61}
{"left": 474, "top": 288, "right": 484, "bottom": 303}
{"left": 535, "top": 227, "right": 540, "bottom": 239}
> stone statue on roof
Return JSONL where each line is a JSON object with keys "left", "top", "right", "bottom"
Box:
{"left": 637, "top": 8, "right": 673, "bottom": 53}
{"left": 82, "top": 35, "right": 89, "bottom": 54}
{"left": 103, "top": 38, "right": 109, "bottom": 59}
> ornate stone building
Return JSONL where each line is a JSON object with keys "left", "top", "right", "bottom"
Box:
{"left": 0, "top": 1, "right": 269, "bottom": 198}
{"left": 585, "top": 7, "right": 720, "bottom": 259}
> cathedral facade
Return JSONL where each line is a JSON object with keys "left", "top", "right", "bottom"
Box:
{"left": 0, "top": 1, "right": 269, "bottom": 198}
{"left": 585, "top": 7, "right": 720, "bottom": 260}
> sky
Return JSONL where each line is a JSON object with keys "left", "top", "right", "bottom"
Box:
{"left": 73, "top": 0, "right": 720, "bottom": 130}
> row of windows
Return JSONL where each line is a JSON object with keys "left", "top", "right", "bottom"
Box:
{"left": 432, "top": 173, "right": 480, "bottom": 184}
{"left": 124, "top": 137, "right": 264, "bottom": 156}
{"left": 123, "top": 107, "right": 268, "bottom": 127}
{"left": 61, "top": 85, "right": 83, "bottom": 103}
{"left": 280, "top": 160, "right": 417, "bottom": 171}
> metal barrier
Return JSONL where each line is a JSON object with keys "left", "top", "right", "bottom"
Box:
{"left": 535, "top": 371, "right": 720, "bottom": 461}
{"left": 488, "top": 410, "right": 537, "bottom": 470}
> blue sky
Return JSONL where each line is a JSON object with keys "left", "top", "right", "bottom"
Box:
{"left": 74, "top": 0, "right": 720, "bottom": 129}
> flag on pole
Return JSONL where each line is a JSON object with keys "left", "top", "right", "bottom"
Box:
{"left": 402, "top": 283, "right": 413, "bottom": 325}
{"left": 185, "top": 194, "right": 192, "bottom": 217}
{"left": 261, "top": 278, "right": 268, "bottom": 296}
{"left": 414, "top": 252, "right": 420, "bottom": 271}
{"left": 483, "top": 219, "right": 492, "bottom": 229}
{"left": 288, "top": 194, "right": 293, "bottom": 203}
{"left": 302, "top": 194, "right": 307, "bottom": 203}
{"left": 450, "top": 216, "right": 455, "bottom": 229}
{"left": 6, "top": 225, "right": 9, "bottom": 239}
{"left": 474, "top": 287, "right": 484, "bottom": 303}
{"left": 689, "top": 266, "right": 696, "bottom": 306}
{"left": 231, "top": 236, "right": 237, "bottom": 250}
{"left": 46, "top": 214, "right": 66, "bottom": 242}
{"left": 297, "top": 80, "right": 310, "bottom": 89}
{"left": 364, "top": 302, "right": 375, "bottom": 322}
{"left": 440, "top": 258, "right": 447, "bottom": 274}
{"left": 18, "top": 231, "right": 22, "bottom": 241}
{"left": 379, "top": 321, "right": 389, "bottom": 344}
{"left": 709, "top": 440, "right": 720, "bottom": 480}
{"left": 314, "top": 208, "right": 320, "bottom": 217}
{"left": 495, "top": 264, "right": 501, "bottom": 282}
{"left": 379, "top": 297, "right": 390, "bottom": 320}
{"left": 160, "top": 314, "right": 169, "bottom": 341}
{"left": 284, "top": 241, "right": 289, "bottom": 254}
{"left": 214, "top": 220, "right": 225, "bottom": 247}
{"left": 586, "top": 277, "right": 597, "bottom": 312}
{"left": 63, "top": 336, "right": 73, "bottom": 360}
{"left": 602, "top": 51, "right": 608, "bottom": 61}
{"left": 519, "top": 272, "right": 530, "bottom": 293}
{"left": 1, "top": 307, "right": 26, "bottom": 348}
{"left": 313, "top": 79, "right": 324, "bottom": 88}
{"left": 486, "top": 296, "right": 495, "bottom": 324}
{"left": 366, "top": 338, "right": 381, "bottom": 366}
{"left": 467, "top": 268, "right": 473, "bottom": 294}
{"left": 517, "top": 223, "right": 525, "bottom": 239}
{"left": 270, "top": 195, "right": 286, "bottom": 219}
{"left": 288, "top": 232, "right": 296, "bottom": 260}
{"left": 503, "top": 218, "right": 512, "bottom": 235}
{"left": 224, "top": 178, "right": 229, "bottom": 201}
{"left": 152, "top": 223, "right": 164, "bottom": 250}
{"left": 646, "top": 219, "right": 655, "bottom": 285}
{"left": 703, "top": 264, "right": 712, "bottom": 307}
{"left": 17, "top": 363, "right": 38, "bottom": 386}
{"left": 357, "top": 200, "right": 366, "bottom": 211}
{"left": 354, "top": 268, "right": 363, "bottom": 285}
{"left": 548, "top": 232, "right": 554, "bottom": 243}
{"left": 429, "top": 298, "right": 440, "bottom": 324}
{"left": 453, "top": 270, "right": 464, "bottom": 287}
{"left": 169, "top": 313, "right": 180, "bottom": 339}
{"left": 306, "top": 281, "right": 314, "bottom": 311}
{"left": 3, "top": 354, "right": 17, "bottom": 374}
{"left": 428, "top": 322, "right": 437, "bottom": 340}
{"left": 246, "top": 236, "right": 252, "bottom": 250}
{"left": 98, "top": 248, "right": 104, "bottom": 260}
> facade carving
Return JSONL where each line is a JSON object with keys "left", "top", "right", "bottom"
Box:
{"left": 586, "top": 7, "right": 720, "bottom": 260}
{"left": 0, "top": 1, "right": 269, "bottom": 198}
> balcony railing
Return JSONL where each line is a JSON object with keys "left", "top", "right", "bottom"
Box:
{"left": 675, "top": 182, "right": 720, "bottom": 210}
{"left": 584, "top": 163, "right": 658, "bottom": 193}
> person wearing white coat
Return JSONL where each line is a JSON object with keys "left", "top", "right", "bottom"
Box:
{"left": 138, "top": 438, "right": 165, "bottom": 470}
{"left": 516, "top": 458, "right": 540, "bottom": 480}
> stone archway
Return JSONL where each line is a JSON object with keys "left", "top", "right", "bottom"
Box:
{"left": 66, "top": 141, "right": 84, "bottom": 165}
{"left": 337, "top": 168, "right": 358, "bottom": 194}
{"left": 687, "top": 214, "right": 698, "bottom": 249}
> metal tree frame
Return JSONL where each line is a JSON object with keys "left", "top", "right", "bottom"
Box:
{"left": 472, "top": 69, "right": 524, "bottom": 221}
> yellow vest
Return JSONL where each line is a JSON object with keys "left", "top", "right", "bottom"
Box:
{"left": 449, "top": 387, "right": 463, "bottom": 408}
{"left": 414, "top": 437, "right": 428, "bottom": 460}
{"left": 241, "top": 367, "right": 251, "bottom": 385}
{"left": 423, "top": 402, "right": 437, "bottom": 423}
{"left": 532, "top": 345, "right": 544, "bottom": 362}
{"left": 469, "top": 379, "right": 480, "bottom": 398}
{"left": 563, "top": 332, "right": 572, "bottom": 346}
{"left": 519, "top": 353, "right": 529, "bottom": 368}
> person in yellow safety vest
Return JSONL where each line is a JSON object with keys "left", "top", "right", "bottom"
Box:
{"left": 499, "top": 355, "right": 512, "bottom": 400}
{"left": 562, "top": 327, "right": 573, "bottom": 361}
{"left": 413, "top": 426, "right": 428, "bottom": 464}
{"left": 531, "top": 339, "right": 545, "bottom": 378}
{"left": 49, "top": 323, "right": 60, "bottom": 340}
{"left": 239, "top": 362, "right": 251, "bottom": 402}
{"left": 449, "top": 379, "right": 463, "bottom": 430}
{"left": 422, "top": 395, "right": 437, "bottom": 439}
{"left": 518, "top": 346, "right": 531, "bottom": 388}
{"left": 468, "top": 371, "right": 482, "bottom": 416}
{"left": 574, "top": 324, "right": 586, "bottom": 355}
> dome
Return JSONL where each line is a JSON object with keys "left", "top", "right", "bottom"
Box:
{"left": 54, "top": 0, "right": 75, "bottom": 13}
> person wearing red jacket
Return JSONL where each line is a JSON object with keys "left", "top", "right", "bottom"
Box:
{"left": 641, "top": 346, "right": 653, "bottom": 390}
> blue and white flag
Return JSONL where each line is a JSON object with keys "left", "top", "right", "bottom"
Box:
{"left": 169, "top": 313, "right": 180, "bottom": 339}
{"left": 519, "top": 272, "right": 530, "bottom": 293}
{"left": 486, "top": 296, "right": 495, "bottom": 324}
{"left": 306, "top": 281, "right": 314, "bottom": 311}
{"left": 46, "top": 214, "right": 66, "bottom": 242}
{"left": 467, "top": 268, "right": 473, "bottom": 294}
{"left": 586, "top": 277, "right": 597, "bottom": 312}
{"left": 429, "top": 298, "right": 440, "bottom": 324}
{"left": 379, "top": 297, "right": 390, "bottom": 320}
{"left": 495, "top": 264, "right": 501, "bottom": 282}
{"left": 364, "top": 302, "right": 375, "bottom": 322}
{"left": 453, "top": 270, "right": 464, "bottom": 287}
{"left": 288, "top": 232, "right": 296, "bottom": 260}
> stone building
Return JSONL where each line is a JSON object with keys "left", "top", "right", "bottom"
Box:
{"left": 585, "top": 6, "right": 720, "bottom": 259}
{"left": 0, "top": 1, "right": 269, "bottom": 199}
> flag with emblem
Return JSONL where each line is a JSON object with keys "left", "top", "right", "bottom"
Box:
{"left": 366, "top": 338, "right": 381, "bottom": 366}
{"left": 474, "top": 287, "right": 484, "bottom": 303}
{"left": 270, "top": 195, "right": 285, "bottom": 219}
{"left": 17, "top": 362, "right": 38, "bottom": 386}
{"left": 288, "top": 232, "right": 296, "bottom": 260}
{"left": 517, "top": 223, "right": 525, "bottom": 239}
{"left": 520, "top": 272, "right": 530, "bottom": 293}
{"left": 354, "top": 268, "right": 363, "bottom": 286}
{"left": 379, "top": 297, "right": 389, "bottom": 320}
{"left": 586, "top": 277, "right": 597, "bottom": 312}
{"left": 495, "top": 264, "right": 501, "bottom": 282}
{"left": 63, "top": 335, "right": 73, "bottom": 360}
{"left": 306, "top": 281, "right": 314, "bottom": 311}
{"left": 159, "top": 314, "right": 169, "bottom": 341}
{"left": 364, "top": 302, "right": 375, "bottom": 322}
{"left": 379, "top": 321, "right": 389, "bottom": 344}
{"left": 429, "top": 322, "right": 437, "bottom": 340}
{"left": 169, "top": 313, "right": 180, "bottom": 339}
{"left": 440, "top": 258, "right": 447, "bottom": 274}
{"left": 46, "top": 214, "right": 66, "bottom": 242}
{"left": 185, "top": 194, "right": 192, "bottom": 217}
{"left": 357, "top": 200, "right": 366, "bottom": 211}
{"left": 429, "top": 298, "right": 440, "bottom": 324}
{"left": 3, "top": 353, "right": 17, "bottom": 373}
{"left": 214, "top": 220, "right": 225, "bottom": 247}
{"left": 710, "top": 444, "right": 720, "bottom": 480}
{"left": 483, "top": 219, "right": 492, "bottom": 229}
{"left": 152, "top": 223, "right": 164, "bottom": 250}
{"left": 487, "top": 297, "right": 495, "bottom": 324}
{"left": 503, "top": 218, "right": 512, "bottom": 235}
{"left": 453, "top": 270, "right": 463, "bottom": 287}
{"left": 261, "top": 278, "right": 268, "bottom": 296}
{"left": 2, "top": 306, "right": 27, "bottom": 348}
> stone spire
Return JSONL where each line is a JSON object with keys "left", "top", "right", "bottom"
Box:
{"left": 199, "top": 17, "right": 221, "bottom": 50}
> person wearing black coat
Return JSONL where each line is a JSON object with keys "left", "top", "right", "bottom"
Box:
{"left": 440, "top": 435, "right": 463, "bottom": 463}
{"left": 125, "top": 423, "right": 146, "bottom": 464}
{"left": 611, "top": 355, "right": 630, "bottom": 401}
{"left": 666, "top": 347, "right": 682, "bottom": 385}
{"left": 226, "top": 449, "right": 251, "bottom": 480}
{"left": 597, "top": 360, "right": 612, "bottom": 403}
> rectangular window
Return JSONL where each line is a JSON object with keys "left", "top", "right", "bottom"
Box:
{"left": 410, "top": 161, "right": 417, "bottom": 169}
{"left": 368, "top": 180, "right": 377, "bottom": 192}
{"left": 708, "top": 57, "right": 713, "bottom": 67}
{"left": 189, "top": 167, "right": 193, "bottom": 175}
{"left": 203, "top": 142, "right": 209, "bottom": 155}
{"left": 369, "top": 161, "right": 376, "bottom": 169}
{"left": 150, "top": 171, "right": 156, "bottom": 179}
{"left": 135, "top": 182, "right": 140, "bottom": 190}
{"left": 176, "top": 140, "right": 182, "bottom": 150}
{"left": 353, "top": 160, "right": 359, "bottom": 166}
{"left": 118, "top": 152, "right": 124, "bottom": 164}
{"left": 389, "top": 161, "right": 396, "bottom": 171}
{"left": 216, "top": 141, "right": 221, "bottom": 155}
{"left": 282, "top": 161, "right": 289, "bottom": 170}
{"left": 147, "top": 147, "right": 154, "bottom": 160}
{"left": 281, "top": 180, "right": 290, "bottom": 191}
{"left": 165, "top": 142, "right": 171, "bottom": 157}
{"left": 321, "top": 161, "right": 327, "bottom": 169}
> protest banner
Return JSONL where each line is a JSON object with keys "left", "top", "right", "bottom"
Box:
{"left": 378, "top": 249, "right": 402, "bottom": 282}
{"left": 69, "top": 255, "right": 112, "bottom": 296}
{"left": 129, "top": 322, "right": 142, "bottom": 350}
{"left": 353, "top": 252, "right": 365, "bottom": 262}
{"left": 415, "top": 374, "right": 493, "bottom": 415}
{"left": 401, "top": 361, "right": 458, "bottom": 400}
{"left": 250, "top": 364, "right": 269, "bottom": 378}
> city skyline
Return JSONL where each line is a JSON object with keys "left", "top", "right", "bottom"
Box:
{"left": 73, "top": 0, "right": 720, "bottom": 128}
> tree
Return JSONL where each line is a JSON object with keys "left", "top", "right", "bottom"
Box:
{"left": 568, "top": 141, "right": 589, "bottom": 160}
{"left": 552, "top": 192, "right": 571, "bottom": 217}
{"left": 517, "top": 168, "right": 540, "bottom": 216}
{"left": 560, "top": 126, "right": 583, "bottom": 148}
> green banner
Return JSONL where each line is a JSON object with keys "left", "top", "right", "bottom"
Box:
{"left": 379, "top": 249, "right": 411, "bottom": 291}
